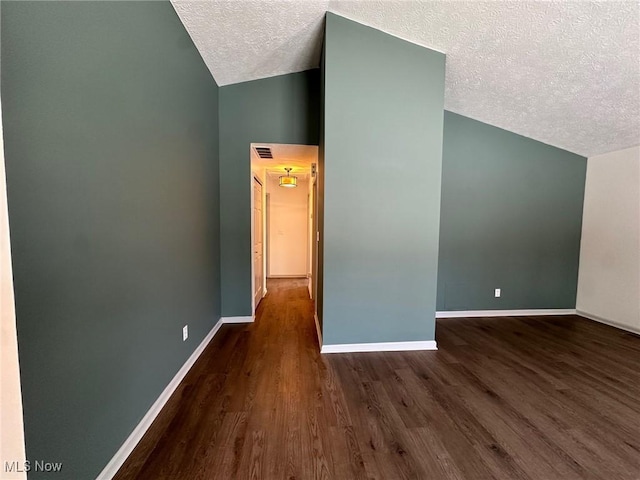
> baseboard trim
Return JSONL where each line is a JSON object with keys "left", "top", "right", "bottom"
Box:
{"left": 314, "top": 313, "right": 322, "bottom": 349}
{"left": 267, "top": 275, "right": 307, "bottom": 279}
{"left": 220, "top": 315, "right": 254, "bottom": 324}
{"left": 576, "top": 310, "right": 640, "bottom": 336}
{"left": 321, "top": 340, "right": 437, "bottom": 354}
{"left": 436, "top": 309, "right": 576, "bottom": 318}
{"left": 96, "top": 318, "right": 223, "bottom": 480}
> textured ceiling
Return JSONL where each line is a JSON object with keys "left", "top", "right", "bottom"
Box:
{"left": 172, "top": 1, "right": 640, "bottom": 157}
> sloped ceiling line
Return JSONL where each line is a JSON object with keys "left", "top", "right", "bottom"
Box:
{"left": 172, "top": 0, "right": 640, "bottom": 157}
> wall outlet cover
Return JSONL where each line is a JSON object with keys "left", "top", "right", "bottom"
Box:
{"left": 495, "top": 288, "right": 501, "bottom": 298}
{"left": 182, "top": 325, "right": 188, "bottom": 341}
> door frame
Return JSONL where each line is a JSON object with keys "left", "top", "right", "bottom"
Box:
{"left": 311, "top": 174, "right": 318, "bottom": 314}
{"left": 265, "top": 192, "right": 270, "bottom": 279}
{"left": 251, "top": 174, "right": 265, "bottom": 314}
{"left": 249, "top": 146, "right": 321, "bottom": 322}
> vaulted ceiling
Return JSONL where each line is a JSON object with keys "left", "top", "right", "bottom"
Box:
{"left": 172, "top": 1, "right": 640, "bottom": 157}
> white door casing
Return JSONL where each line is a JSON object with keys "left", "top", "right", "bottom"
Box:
{"left": 253, "top": 178, "right": 264, "bottom": 310}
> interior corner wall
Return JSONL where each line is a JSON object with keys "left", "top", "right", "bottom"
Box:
{"left": 322, "top": 13, "right": 445, "bottom": 345}
{"left": 1, "top": 2, "right": 220, "bottom": 478}
{"left": 577, "top": 146, "right": 640, "bottom": 331}
{"left": 437, "top": 112, "right": 587, "bottom": 311}
{"left": 317, "top": 39, "right": 326, "bottom": 334}
{"left": 219, "top": 71, "right": 320, "bottom": 317}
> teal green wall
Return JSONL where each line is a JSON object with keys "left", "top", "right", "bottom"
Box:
{"left": 437, "top": 112, "right": 586, "bottom": 311}
{"left": 219, "top": 71, "right": 320, "bottom": 317}
{"left": 1, "top": 2, "right": 220, "bottom": 478}
{"left": 317, "top": 39, "right": 326, "bottom": 333}
{"left": 322, "top": 13, "right": 445, "bottom": 345}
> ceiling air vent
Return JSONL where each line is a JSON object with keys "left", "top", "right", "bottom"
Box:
{"left": 254, "top": 146, "right": 273, "bottom": 159}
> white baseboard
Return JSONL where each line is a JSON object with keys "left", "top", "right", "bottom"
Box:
{"left": 267, "top": 275, "right": 307, "bottom": 279}
{"left": 576, "top": 310, "right": 640, "bottom": 336}
{"left": 321, "top": 340, "right": 437, "bottom": 354}
{"left": 436, "top": 309, "right": 576, "bottom": 318}
{"left": 220, "top": 315, "right": 254, "bottom": 324}
{"left": 96, "top": 318, "right": 224, "bottom": 480}
{"left": 314, "top": 313, "right": 322, "bottom": 348}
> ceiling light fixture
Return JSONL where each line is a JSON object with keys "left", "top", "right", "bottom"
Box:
{"left": 279, "top": 167, "right": 297, "bottom": 188}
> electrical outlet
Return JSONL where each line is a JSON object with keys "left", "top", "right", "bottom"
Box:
{"left": 182, "top": 325, "right": 188, "bottom": 341}
{"left": 494, "top": 288, "right": 501, "bottom": 298}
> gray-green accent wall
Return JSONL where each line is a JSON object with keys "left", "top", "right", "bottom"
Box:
{"left": 322, "top": 13, "right": 445, "bottom": 345}
{"left": 1, "top": 2, "right": 220, "bottom": 478}
{"left": 437, "top": 111, "right": 587, "bottom": 311}
{"left": 316, "top": 38, "right": 326, "bottom": 333}
{"left": 219, "top": 71, "right": 320, "bottom": 317}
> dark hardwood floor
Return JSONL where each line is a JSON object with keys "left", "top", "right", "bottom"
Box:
{"left": 114, "top": 279, "right": 640, "bottom": 480}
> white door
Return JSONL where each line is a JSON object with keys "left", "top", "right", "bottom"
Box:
{"left": 253, "top": 179, "right": 264, "bottom": 309}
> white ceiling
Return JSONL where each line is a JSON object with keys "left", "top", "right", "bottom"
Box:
{"left": 172, "top": 1, "right": 640, "bottom": 157}
{"left": 251, "top": 143, "right": 318, "bottom": 178}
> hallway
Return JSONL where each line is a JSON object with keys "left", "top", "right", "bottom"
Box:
{"left": 115, "top": 279, "right": 640, "bottom": 480}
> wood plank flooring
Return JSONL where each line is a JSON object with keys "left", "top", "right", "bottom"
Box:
{"left": 114, "top": 279, "right": 640, "bottom": 479}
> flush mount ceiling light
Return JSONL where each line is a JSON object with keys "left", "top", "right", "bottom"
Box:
{"left": 279, "top": 167, "right": 297, "bottom": 188}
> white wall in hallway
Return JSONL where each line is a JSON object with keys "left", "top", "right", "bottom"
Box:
{"left": 267, "top": 174, "right": 309, "bottom": 277}
{"left": 577, "top": 145, "right": 640, "bottom": 332}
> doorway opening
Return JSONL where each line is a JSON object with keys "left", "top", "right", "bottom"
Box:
{"left": 250, "top": 143, "right": 319, "bottom": 317}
